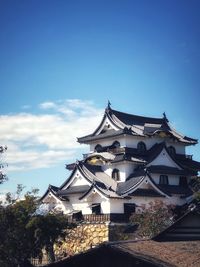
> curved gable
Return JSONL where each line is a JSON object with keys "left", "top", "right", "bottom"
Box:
{"left": 94, "top": 113, "right": 120, "bottom": 136}
{"left": 61, "top": 166, "right": 91, "bottom": 190}
{"left": 120, "top": 174, "right": 170, "bottom": 198}
{"left": 148, "top": 147, "right": 182, "bottom": 169}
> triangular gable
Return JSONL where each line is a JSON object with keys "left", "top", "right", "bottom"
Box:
{"left": 40, "top": 188, "right": 62, "bottom": 204}
{"left": 94, "top": 111, "right": 121, "bottom": 136}
{"left": 60, "top": 163, "right": 91, "bottom": 190}
{"left": 60, "top": 167, "right": 91, "bottom": 190}
{"left": 79, "top": 184, "right": 108, "bottom": 201}
{"left": 147, "top": 147, "right": 182, "bottom": 169}
{"left": 121, "top": 174, "right": 170, "bottom": 198}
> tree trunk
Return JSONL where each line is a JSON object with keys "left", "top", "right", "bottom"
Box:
{"left": 46, "top": 243, "right": 55, "bottom": 263}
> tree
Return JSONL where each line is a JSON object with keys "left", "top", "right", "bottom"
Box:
{"left": 130, "top": 200, "right": 174, "bottom": 239}
{"left": 190, "top": 176, "right": 200, "bottom": 204}
{"left": 190, "top": 176, "right": 200, "bottom": 192}
{"left": 27, "top": 213, "right": 74, "bottom": 263}
{"left": 0, "top": 186, "right": 74, "bottom": 266}
{"left": 0, "top": 192, "right": 38, "bottom": 267}
{"left": 0, "top": 145, "right": 7, "bottom": 184}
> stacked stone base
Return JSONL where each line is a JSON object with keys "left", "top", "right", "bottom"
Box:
{"left": 55, "top": 222, "right": 110, "bottom": 256}
{"left": 54, "top": 221, "right": 132, "bottom": 258}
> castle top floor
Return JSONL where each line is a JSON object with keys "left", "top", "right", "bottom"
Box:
{"left": 77, "top": 104, "right": 197, "bottom": 154}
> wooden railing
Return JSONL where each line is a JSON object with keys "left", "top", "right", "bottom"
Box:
{"left": 67, "top": 213, "right": 129, "bottom": 223}
{"left": 83, "top": 214, "right": 110, "bottom": 222}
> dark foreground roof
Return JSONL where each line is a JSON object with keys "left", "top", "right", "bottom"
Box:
{"left": 153, "top": 204, "right": 200, "bottom": 242}
{"left": 42, "top": 240, "right": 200, "bottom": 267}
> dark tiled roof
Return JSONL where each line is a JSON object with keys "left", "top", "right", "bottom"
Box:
{"left": 158, "top": 184, "right": 193, "bottom": 197}
{"left": 78, "top": 106, "right": 198, "bottom": 145}
{"left": 129, "top": 188, "right": 165, "bottom": 197}
{"left": 176, "top": 157, "right": 200, "bottom": 172}
{"left": 50, "top": 240, "right": 200, "bottom": 267}
{"left": 117, "top": 176, "right": 145, "bottom": 195}
{"left": 111, "top": 109, "right": 164, "bottom": 126}
{"left": 78, "top": 162, "right": 122, "bottom": 198}
{"left": 57, "top": 185, "right": 90, "bottom": 196}
{"left": 65, "top": 163, "right": 76, "bottom": 170}
{"left": 111, "top": 153, "right": 146, "bottom": 164}
{"left": 40, "top": 185, "right": 60, "bottom": 202}
{"left": 49, "top": 185, "right": 59, "bottom": 192}
{"left": 77, "top": 128, "right": 134, "bottom": 143}
{"left": 112, "top": 240, "right": 200, "bottom": 267}
{"left": 147, "top": 165, "right": 194, "bottom": 176}
{"left": 153, "top": 204, "right": 200, "bottom": 242}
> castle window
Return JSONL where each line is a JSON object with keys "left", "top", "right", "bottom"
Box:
{"left": 94, "top": 144, "right": 102, "bottom": 152}
{"left": 91, "top": 203, "right": 101, "bottom": 215}
{"left": 112, "top": 141, "right": 120, "bottom": 148}
{"left": 112, "top": 168, "right": 120, "bottom": 181}
{"left": 137, "top": 142, "right": 146, "bottom": 153}
{"left": 124, "top": 203, "right": 135, "bottom": 218}
{"left": 159, "top": 175, "right": 169, "bottom": 185}
{"left": 179, "top": 176, "right": 188, "bottom": 187}
{"left": 72, "top": 211, "right": 83, "bottom": 221}
{"left": 168, "top": 146, "right": 176, "bottom": 155}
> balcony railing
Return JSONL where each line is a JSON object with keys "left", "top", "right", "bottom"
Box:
{"left": 67, "top": 213, "right": 129, "bottom": 223}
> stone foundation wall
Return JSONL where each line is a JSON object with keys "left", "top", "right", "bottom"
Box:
{"left": 55, "top": 222, "right": 109, "bottom": 256}
{"left": 54, "top": 222, "right": 133, "bottom": 259}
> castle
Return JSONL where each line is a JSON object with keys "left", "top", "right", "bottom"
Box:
{"left": 41, "top": 103, "right": 200, "bottom": 223}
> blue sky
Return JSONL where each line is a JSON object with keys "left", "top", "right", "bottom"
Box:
{"left": 0, "top": 0, "right": 200, "bottom": 199}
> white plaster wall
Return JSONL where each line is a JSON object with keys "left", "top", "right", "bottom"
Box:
{"left": 125, "top": 135, "right": 186, "bottom": 154}
{"left": 90, "top": 135, "right": 186, "bottom": 154}
{"left": 67, "top": 191, "right": 111, "bottom": 215}
{"left": 90, "top": 136, "right": 124, "bottom": 152}
{"left": 109, "top": 195, "right": 187, "bottom": 214}
{"left": 103, "top": 162, "right": 136, "bottom": 182}
{"left": 151, "top": 173, "right": 182, "bottom": 185}
{"left": 54, "top": 193, "right": 188, "bottom": 215}
{"left": 124, "top": 136, "right": 144, "bottom": 148}
{"left": 109, "top": 199, "right": 125, "bottom": 213}
{"left": 166, "top": 141, "right": 185, "bottom": 154}
{"left": 70, "top": 175, "right": 90, "bottom": 187}
{"left": 101, "top": 198, "right": 111, "bottom": 214}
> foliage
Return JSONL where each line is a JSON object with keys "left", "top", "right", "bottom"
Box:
{"left": 190, "top": 176, "right": 200, "bottom": 192}
{"left": 0, "top": 186, "right": 74, "bottom": 266}
{"left": 130, "top": 200, "right": 174, "bottom": 239}
{"left": 190, "top": 176, "right": 200, "bottom": 203}
{"left": 27, "top": 213, "right": 74, "bottom": 263}
{"left": 194, "top": 191, "right": 200, "bottom": 203}
{"left": 0, "top": 145, "right": 8, "bottom": 184}
{"left": 0, "top": 192, "right": 38, "bottom": 267}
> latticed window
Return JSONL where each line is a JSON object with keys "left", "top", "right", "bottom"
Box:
{"left": 159, "top": 175, "right": 169, "bottom": 185}
{"left": 137, "top": 141, "right": 146, "bottom": 153}
{"left": 112, "top": 168, "right": 120, "bottom": 181}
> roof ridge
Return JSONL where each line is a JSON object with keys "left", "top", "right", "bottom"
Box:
{"left": 111, "top": 108, "right": 164, "bottom": 122}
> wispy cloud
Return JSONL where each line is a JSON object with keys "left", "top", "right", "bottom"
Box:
{"left": 0, "top": 99, "right": 103, "bottom": 172}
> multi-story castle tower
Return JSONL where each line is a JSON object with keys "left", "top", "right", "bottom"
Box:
{"left": 41, "top": 103, "right": 200, "bottom": 222}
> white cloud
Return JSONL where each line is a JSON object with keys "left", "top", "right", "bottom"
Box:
{"left": 0, "top": 99, "right": 103, "bottom": 172}
{"left": 39, "top": 101, "right": 57, "bottom": 110}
